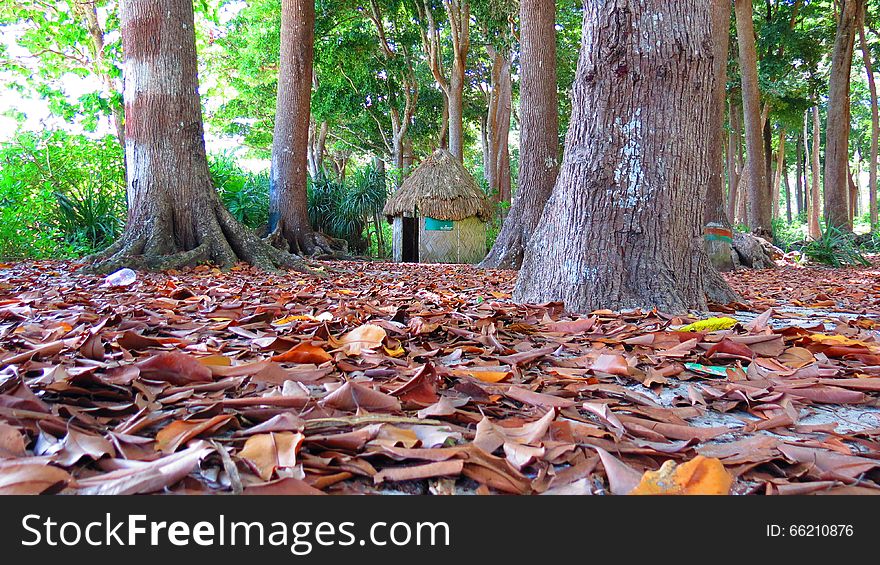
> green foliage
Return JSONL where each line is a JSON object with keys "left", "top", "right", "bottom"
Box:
{"left": 0, "top": 130, "right": 124, "bottom": 258}
{"left": 308, "top": 164, "right": 388, "bottom": 255}
{"left": 771, "top": 218, "right": 808, "bottom": 251}
{"left": 209, "top": 153, "right": 269, "bottom": 229}
{"left": 802, "top": 227, "right": 870, "bottom": 267}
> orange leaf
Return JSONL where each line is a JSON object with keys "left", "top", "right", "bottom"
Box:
{"left": 272, "top": 342, "right": 332, "bottom": 364}
{"left": 630, "top": 456, "right": 733, "bottom": 495}
{"left": 239, "top": 432, "right": 304, "bottom": 481}
{"left": 155, "top": 415, "right": 234, "bottom": 454}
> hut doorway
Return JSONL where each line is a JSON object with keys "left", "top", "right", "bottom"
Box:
{"left": 402, "top": 217, "right": 419, "bottom": 262}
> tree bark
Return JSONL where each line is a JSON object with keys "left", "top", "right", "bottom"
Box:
{"left": 268, "top": 0, "right": 340, "bottom": 255}
{"left": 480, "top": 0, "right": 558, "bottom": 269}
{"left": 795, "top": 129, "right": 804, "bottom": 217}
{"left": 783, "top": 155, "right": 793, "bottom": 223}
{"left": 86, "top": 0, "right": 300, "bottom": 273}
{"left": 515, "top": 0, "right": 737, "bottom": 314}
{"left": 735, "top": 0, "right": 771, "bottom": 236}
{"left": 485, "top": 44, "right": 513, "bottom": 205}
{"left": 417, "top": 0, "right": 469, "bottom": 162}
{"left": 772, "top": 127, "right": 786, "bottom": 219}
{"left": 861, "top": 19, "right": 879, "bottom": 230}
{"left": 809, "top": 105, "right": 822, "bottom": 240}
{"left": 823, "top": 0, "right": 863, "bottom": 232}
{"left": 727, "top": 98, "right": 743, "bottom": 223}
{"left": 706, "top": 0, "right": 732, "bottom": 229}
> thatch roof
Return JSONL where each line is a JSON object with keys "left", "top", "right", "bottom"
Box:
{"left": 383, "top": 149, "right": 492, "bottom": 222}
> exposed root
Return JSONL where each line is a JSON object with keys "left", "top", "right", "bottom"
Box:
{"left": 83, "top": 204, "right": 308, "bottom": 275}
{"left": 264, "top": 225, "right": 349, "bottom": 259}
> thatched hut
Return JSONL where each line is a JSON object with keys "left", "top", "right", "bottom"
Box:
{"left": 383, "top": 149, "right": 492, "bottom": 264}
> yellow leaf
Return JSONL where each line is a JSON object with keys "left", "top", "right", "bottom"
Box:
{"left": 271, "top": 315, "right": 313, "bottom": 326}
{"left": 383, "top": 345, "right": 406, "bottom": 358}
{"left": 807, "top": 333, "right": 879, "bottom": 351}
{"left": 198, "top": 355, "right": 232, "bottom": 366}
{"left": 678, "top": 317, "right": 738, "bottom": 332}
{"left": 630, "top": 456, "right": 733, "bottom": 495}
{"left": 452, "top": 369, "right": 511, "bottom": 383}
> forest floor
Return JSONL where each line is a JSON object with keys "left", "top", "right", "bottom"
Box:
{"left": 1, "top": 259, "right": 880, "bottom": 495}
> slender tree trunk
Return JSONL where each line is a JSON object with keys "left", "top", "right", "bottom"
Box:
{"left": 706, "top": 0, "right": 732, "bottom": 229}
{"left": 86, "top": 0, "right": 298, "bottom": 273}
{"left": 485, "top": 45, "right": 512, "bottom": 205}
{"left": 735, "top": 0, "right": 770, "bottom": 236}
{"left": 784, "top": 156, "right": 793, "bottom": 223}
{"left": 823, "top": 0, "right": 863, "bottom": 232}
{"left": 772, "top": 127, "right": 786, "bottom": 219}
{"left": 515, "top": 0, "right": 736, "bottom": 313}
{"left": 795, "top": 130, "right": 804, "bottom": 217}
{"left": 727, "top": 98, "right": 743, "bottom": 222}
{"left": 480, "top": 0, "right": 558, "bottom": 269}
{"left": 268, "top": 0, "right": 340, "bottom": 255}
{"left": 809, "top": 105, "right": 822, "bottom": 239}
{"left": 861, "top": 20, "right": 879, "bottom": 230}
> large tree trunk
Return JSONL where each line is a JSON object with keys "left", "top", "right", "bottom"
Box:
{"left": 86, "top": 0, "right": 299, "bottom": 273}
{"left": 268, "top": 0, "right": 340, "bottom": 255}
{"left": 735, "top": 0, "right": 770, "bottom": 237}
{"left": 823, "top": 0, "right": 863, "bottom": 232}
{"left": 861, "top": 20, "right": 879, "bottom": 230}
{"left": 809, "top": 105, "right": 822, "bottom": 239}
{"left": 480, "top": 0, "right": 558, "bottom": 269}
{"left": 515, "top": 0, "right": 737, "bottom": 314}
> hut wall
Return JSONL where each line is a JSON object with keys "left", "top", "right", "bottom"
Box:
{"left": 419, "top": 216, "right": 487, "bottom": 264}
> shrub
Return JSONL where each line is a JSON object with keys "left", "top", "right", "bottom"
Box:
{"left": 802, "top": 226, "right": 870, "bottom": 267}
{"left": 209, "top": 152, "right": 269, "bottom": 229}
{"left": 0, "top": 130, "right": 125, "bottom": 258}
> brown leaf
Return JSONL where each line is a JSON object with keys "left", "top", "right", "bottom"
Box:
{"left": 155, "top": 414, "right": 235, "bottom": 454}
{"left": 239, "top": 432, "right": 305, "bottom": 481}
{"left": 75, "top": 442, "right": 212, "bottom": 495}
{"left": 135, "top": 351, "right": 214, "bottom": 385}
{"left": 0, "top": 460, "right": 71, "bottom": 494}
{"left": 320, "top": 381, "right": 402, "bottom": 412}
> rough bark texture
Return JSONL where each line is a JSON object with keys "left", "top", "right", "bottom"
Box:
{"left": 86, "top": 0, "right": 300, "bottom": 273}
{"left": 268, "top": 0, "right": 341, "bottom": 255}
{"left": 823, "top": 0, "right": 863, "bottom": 232}
{"left": 706, "top": 0, "right": 732, "bottom": 229}
{"left": 809, "top": 105, "right": 822, "bottom": 240}
{"left": 861, "top": 20, "right": 879, "bottom": 230}
{"left": 514, "top": 0, "right": 737, "bottom": 314}
{"left": 480, "top": 0, "right": 558, "bottom": 269}
{"left": 735, "top": 0, "right": 771, "bottom": 236}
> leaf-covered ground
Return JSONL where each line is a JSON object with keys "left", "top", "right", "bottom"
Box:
{"left": 1, "top": 260, "right": 879, "bottom": 495}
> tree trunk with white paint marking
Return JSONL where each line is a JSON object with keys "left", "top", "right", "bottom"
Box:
{"left": 515, "top": 0, "right": 737, "bottom": 313}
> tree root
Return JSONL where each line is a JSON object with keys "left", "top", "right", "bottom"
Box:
{"left": 83, "top": 203, "right": 309, "bottom": 274}
{"left": 264, "top": 225, "right": 350, "bottom": 259}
